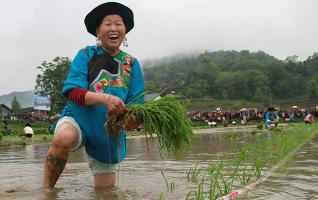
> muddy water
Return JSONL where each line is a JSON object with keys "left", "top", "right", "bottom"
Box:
{"left": 246, "top": 134, "right": 318, "bottom": 200}
{"left": 0, "top": 128, "right": 317, "bottom": 200}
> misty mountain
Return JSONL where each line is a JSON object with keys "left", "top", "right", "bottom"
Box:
{"left": 0, "top": 90, "right": 35, "bottom": 108}
{"left": 141, "top": 50, "right": 202, "bottom": 68}
{"left": 143, "top": 50, "right": 318, "bottom": 100}
{"left": 2, "top": 50, "right": 317, "bottom": 110}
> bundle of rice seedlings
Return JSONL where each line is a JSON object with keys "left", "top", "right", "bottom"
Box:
{"left": 105, "top": 96, "right": 194, "bottom": 158}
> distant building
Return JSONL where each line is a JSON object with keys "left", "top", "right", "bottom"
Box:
{"left": 0, "top": 104, "right": 12, "bottom": 120}
{"left": 14, "top": 107, "right": 34, "bottom": 115}
{"left": 14, "top": 107, "right": 49, "bottom": 121}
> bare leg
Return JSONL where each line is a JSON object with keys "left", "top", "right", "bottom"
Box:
{"left": 42, "top": 123, "right": 78, "bottom": 189}
{"left": 94, "top": 173, "right": 117, "bottom": 187}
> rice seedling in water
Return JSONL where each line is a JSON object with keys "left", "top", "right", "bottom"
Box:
{"left": 186, "top": 164, "right": 202, "bottom": 182}
{"left": 250, "top": 130, "right": 259, "bottom": 135}
{"left": 105, "top": 96, "right": 194, "bottom": 158}
{"left": 272, "top": 127, "right": 282, "bottom": 133}
{"left": 252, "top": 158, "right": 263, "bottom": 177}
{"left": 182, "top": 123, "right": 318, "bottom": 200}
{"left": 158, "top": 192, "right": 164, "bottom": 200}
{"left": 223, "top": 131, "right": 240, "bottom": 140}
{"left": 185, "top": 176, "right": 207, "bottom": 200}
{"left": 160, "top": 169, "right": 175, "bottom": 192}
{"left": 237, "top": 166, "right": 253, "bottom": 185}
{"left": 151, "top": 192, "right": 165, "bottom": 200}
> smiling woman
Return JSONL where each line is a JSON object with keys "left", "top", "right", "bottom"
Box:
{"left": 42, "top": 2, "right": 144, "bottom": 189}
{"left": 96, "top": 15, "right": 127, "bottom": 54}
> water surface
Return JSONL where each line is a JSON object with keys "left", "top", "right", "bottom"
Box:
{"left": 0, "top": 127, "right": 317, "bottom": 200}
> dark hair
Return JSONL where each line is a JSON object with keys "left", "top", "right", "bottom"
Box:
{"left": 267, "top": 107, "right": 275, "bottom": 112}
{"left": 25, "top": 123, "right": 32, "bottom": 127}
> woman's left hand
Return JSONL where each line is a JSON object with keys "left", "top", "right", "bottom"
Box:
{"left": 104, "top": 94, "right": 126, "bottom": 115}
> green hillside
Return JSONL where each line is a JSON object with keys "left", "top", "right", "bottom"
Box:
{"left": 144, "top": 50, "right": 318, "bottom": 102}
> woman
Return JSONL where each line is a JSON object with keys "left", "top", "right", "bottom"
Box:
{"left": 265, "top": 107, "right": 279, "bottom": 129}
{"left": 42, "top": 2, "right": 144, "bottom": 189}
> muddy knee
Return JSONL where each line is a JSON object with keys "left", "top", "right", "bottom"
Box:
{"left": 52, "top": 124, "right": 79, "bottom": 152}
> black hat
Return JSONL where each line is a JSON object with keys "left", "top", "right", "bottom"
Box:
{"left": 84, "top": 2, "right": 134, "bottom": 37}
{"left": 25, "top": 123, "right": 32, "bottom": 127}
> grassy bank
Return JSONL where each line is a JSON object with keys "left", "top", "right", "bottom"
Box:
{"left": 0, "top": 120, "right": 53, "bottom": 147}
{"left": 0, "top": 120, "right": 50, "bottom": 135}
{"left": 0, "top": 134, "right": 54, "bottom": 147}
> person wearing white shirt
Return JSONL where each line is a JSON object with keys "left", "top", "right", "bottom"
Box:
{"left": 24, "top": 123, "right": 34, "bottom": 138}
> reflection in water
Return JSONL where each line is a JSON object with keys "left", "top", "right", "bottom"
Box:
{"left": 0, "top": 131, "right": 317, "bottom": 199}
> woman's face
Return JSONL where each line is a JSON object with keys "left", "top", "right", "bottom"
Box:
{"left": 96, "top": 14, "right": 126, "bottom": 53}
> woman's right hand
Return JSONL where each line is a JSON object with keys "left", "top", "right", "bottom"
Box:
{"left": 104, "top": 94, "right": 126, "bottom": 114}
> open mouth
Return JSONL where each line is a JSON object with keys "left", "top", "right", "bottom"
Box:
{"left": 109, "top": 35, "right": 119, "bottom": 40}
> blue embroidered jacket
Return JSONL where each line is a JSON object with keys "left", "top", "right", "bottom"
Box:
{"left": 60, "top": 45, "right": 144, "bottom": 163}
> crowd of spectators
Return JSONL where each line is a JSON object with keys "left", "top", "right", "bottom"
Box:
{"left": 187, "top": 106, "right": 317, "bottom": 127}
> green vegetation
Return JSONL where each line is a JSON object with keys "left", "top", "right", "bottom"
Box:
{"left": 161, "top": 169, "right": 175, "bottom": 192}
{"left": 184, "top": 123, "right": 317, "bottom": 199}
{"left": 144, "top": 50, "right": 318, "bottom": 106}
{"left": 186, "top": 164, "right": 202, "bottom": 182}
{"left": 35, "top": 56, "right": 70, "bottom": 113}
{"left": 1, "top": 133, "right": 53, "bottom": 141}
{"left": 151, "top": 192, "right": 165, "bottom": 200}
{"left": 153, "top": 123, "right": 317, "bottom": 200}
{"left": 106, "top": 96, "right": 194, "bottom": 158}
{"left": 11, "top": 96, "right": 21, "bottom": 112}
{"left": 0, "top": 120, "right": 50, "bottom": 135}
{"left": 33, "top": 50, "right": 318, "bottom": 114}
{"left": 0, "top": 120, "right": 53, "bottom": 145}
{"left": 0, "top": 133, "right": 54, "bottom": 147}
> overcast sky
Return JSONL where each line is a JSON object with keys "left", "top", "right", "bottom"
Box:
{"left": 0, "top": 0, "right": 317, "bottom": 95}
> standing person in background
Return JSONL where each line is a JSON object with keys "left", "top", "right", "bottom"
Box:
{"left": 265, "top": 107, "right": 279, "bottom": 129}
{"left": 257, "top": 111, "right": 264, "bottom": 129}
{"left": 222, "top": 116, "right": 229, "bottom": 127}
{"left": 242, "top": 113, "right": 247, "bottom": 126}
{"left": 42, "top": 2, "right": 144, "bottom": 189}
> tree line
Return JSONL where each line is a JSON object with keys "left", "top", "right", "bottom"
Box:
{"left": 144, "top": 50, "right": 318, "bottom": 101}
{"left": 35, "top": 51, "right": 318, "bottom": 113}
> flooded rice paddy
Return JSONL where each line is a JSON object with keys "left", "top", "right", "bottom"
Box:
{"left": 0, "top": 126, "right": 317, "bottom": 200}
